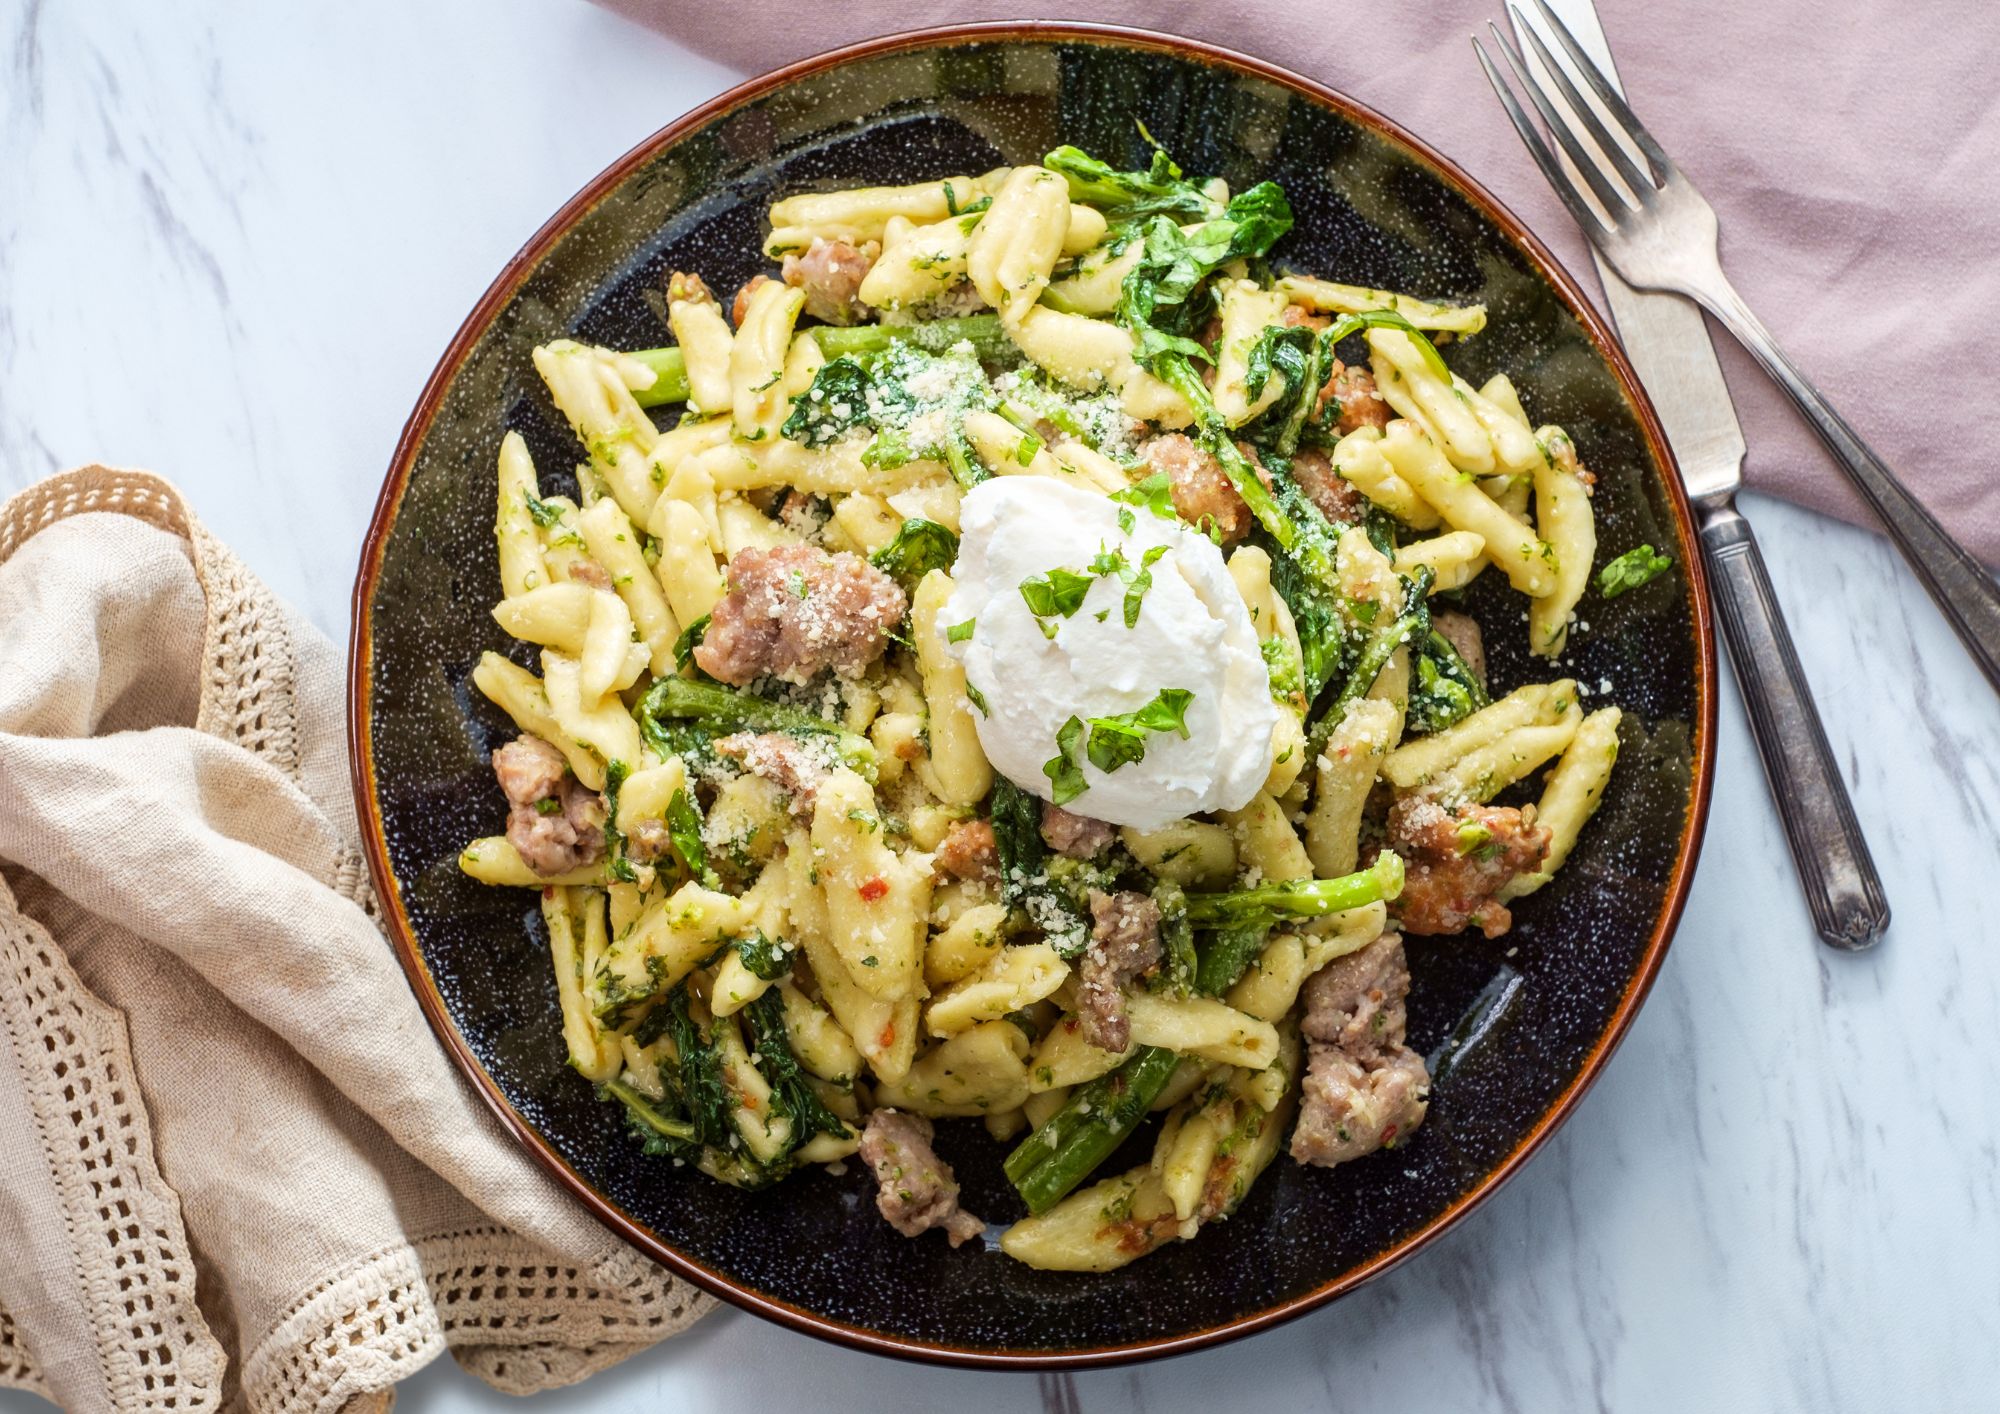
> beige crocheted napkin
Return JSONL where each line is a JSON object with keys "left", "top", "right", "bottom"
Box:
{"left": 0, "top": 468, "right": 711, "bottom": 1414}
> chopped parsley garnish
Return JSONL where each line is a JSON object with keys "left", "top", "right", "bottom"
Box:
{"left": 522, "top": 490, "right": 565, "bottom": 529}
{"left": 946, "top": 618, "right": 976, "bottom": 643}
{"left": 965, "top": 681, "right": 989, "bottom": 715}
{"left": 1083, "top": 688, "right": 1194, "bottom": 773}
{"left": 1597, "top": 544, "right": 1673, "bottom": 598}
{"left": 1042, "top": 715, "right": 1088, "bottom": 805}
{"left": 1108, "top": 471, "right": 1177, "bottom": 524}
{"left": 1121, "top": 545, "right": 1168, "bottom": 628}
{"left": 1020, "top": 567, "right": 1098, "bottom": 638}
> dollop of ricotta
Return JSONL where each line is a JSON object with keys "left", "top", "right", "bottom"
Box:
{"left": 943, "top": 477, "right": 1277, "bottom": 830}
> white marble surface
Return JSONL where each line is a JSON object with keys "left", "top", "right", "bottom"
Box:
{"left": 4, "top": 2, "right": 1996, "bottom": 1410}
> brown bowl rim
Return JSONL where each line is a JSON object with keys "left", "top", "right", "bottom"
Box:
{"left": 347, "top": 18, "right": 1717, "bottom": 1370}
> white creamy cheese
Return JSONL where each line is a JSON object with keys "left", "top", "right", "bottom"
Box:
{"left": 943, "top": 477, "right": 1277, "bottom": 830}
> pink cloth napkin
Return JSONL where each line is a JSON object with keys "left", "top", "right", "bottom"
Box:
{"left": 600, "top": 0, "right": 2000, "bottom": 563}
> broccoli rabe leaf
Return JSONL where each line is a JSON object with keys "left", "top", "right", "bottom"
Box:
{"left": 779, "top": 356, "right": 872, "bottom": 446}
{"left": 741, "top": 990, "right": 850, "bottom": 1157}
{"left": 666, "top": 786, "right": 718, "bottom": 888}
{"left": 1597, "top": 544, "right": 1673, "bottom": 598}
{"left": 601, "top": 760, "right": 637, "bottom": 883}
{"left": 1149, "top": 880, "right": 1196, "bottom": 996}
{"left": 1407, "top": 628, "right": 1490, "bottom": 735}
{"left": 1042, "top": 144, "right": 1219, "bottom": 220}
{"left": 868, "top": 518, "right": 959, "bottom": 592}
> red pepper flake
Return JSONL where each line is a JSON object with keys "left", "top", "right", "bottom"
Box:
{"left": 1381, "top": 1125, "right": 1398, "bottom": 1145}
{"left": 858, "top": 875, "right": 890, "bottom": 903}
{"left": 878, "top": 1020, "right": 897, "bottom": 1048}
{"left": 541, "top": 886, "right": 556, "bottom": 901}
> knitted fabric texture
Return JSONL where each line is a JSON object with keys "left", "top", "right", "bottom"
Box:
{"left": 0, "top": 468, "right": 710, "bottom": 1414}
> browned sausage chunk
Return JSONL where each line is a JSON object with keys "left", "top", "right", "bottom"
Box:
{"left": 1382, "top": 796, "right": 1551, "bottom": 939}
{"left": 1317, "top": 360, "right": 1392, "bottom": 435}
{"left": 694, "top": 544, "right": 907, "bottom": 687}
{"left": 1288, "top": 445, "right": 1365, "bottom": 526}
{"left": 1144, "top": 433, "right": 1273, "bottom": 546}
{"left": 492, "top": 734, "right": 605, "bottom": 877}
{"left": 780, "top": 237, "right": 879, "bottom": 326}
{"left": 714, "top": 731, "right": 838, "bottom": 815}
{"left": 1077, "top": 889, "right": 1163, "bottom": 1053}
{"left": 858, "top": 1109, "right": 985, "bottom": 1246}
{"left": 1040, "top": 802, "right": 1116, "bottom": 861}
{"left": 1290, "top": 933, "right": 1431, "bottom": 1167}
{"left": 933, "top": 818, "right": 1001, "bottom": 883}
{"left": 731, "top": 272, "right": 774, "bottom": 328}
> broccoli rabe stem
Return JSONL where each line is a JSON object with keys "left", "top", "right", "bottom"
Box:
{"left": 634, "top": 677, "right": 876, "bottom": 781}
{"left": 600, "top": 1078, "right": 698, "bottom": 1143}
{"left": 627, "top": 315, "right": 1011, "bottom": 410}
{"left": 1183, "top": 852, "right": 1405, "bottom": 929}
{"left": 1005, "top": 1045, "right": 1183, "bottom": 1213}
{"left": 1194, "top": 925, "right": 1271, "bottom": 995}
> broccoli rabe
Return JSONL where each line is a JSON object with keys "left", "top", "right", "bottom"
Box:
{"left": 1183, "top": 851, "right": 1405, "bottom": 929}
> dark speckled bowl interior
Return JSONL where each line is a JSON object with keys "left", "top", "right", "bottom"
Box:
{"left": 350, "top": 22, "right": 1714, "bottom": 1368}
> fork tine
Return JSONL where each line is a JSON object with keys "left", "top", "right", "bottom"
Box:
{"left": 1506, "top": 5, "right": 1655, "bottom": 200}
{"left": 1485, "top": 21, "right": 1633, "bottom": 217}
{"left": 1470, "top": 33, "right": 1610, "bottom": 240}
{"left": 1522, "top": 0, "right": 1673, "bottom": 181}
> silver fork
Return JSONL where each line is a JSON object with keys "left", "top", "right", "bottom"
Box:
{"left": 1475, "top": 0, "right": 2000, "bottom": 698}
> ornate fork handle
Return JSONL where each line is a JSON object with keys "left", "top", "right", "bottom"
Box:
{"left": 1695, "top": 275, "right": 2000, "bottom": 695}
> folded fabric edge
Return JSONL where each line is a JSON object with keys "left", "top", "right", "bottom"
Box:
{"left": 239, "top": 1227, "right": 710, "bottom": 1414}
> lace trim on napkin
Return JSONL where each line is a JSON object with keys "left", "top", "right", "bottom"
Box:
{"left": 243, "top": 1233, "right": 706, "bottom": 1414}
{"left": 0, "top": 883, "right": 228, "bottom": 1413}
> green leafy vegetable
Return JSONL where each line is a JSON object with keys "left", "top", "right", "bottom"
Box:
{"left": 666, "top": 787, "right": 718, "bottom": 888}
{"left": 868, "top": 518, "right": 959, "bottom": 591}
{"left": 779, "top": 356, "right": 871, "bottom": 446}
{"left": 1042, "top": 144, "right": 1220, "bottom": 220}
{"left": 601, "top": 759, "right": 637, "bottom": 883}
{"left": 741, "top": 990, "right": 850, "bottom": 1157}
{"left": 946, "top": 618, "right": 975, "bottom": 643}
{"left": 1020, "top": 567, "right": 1098, "bottom": 637}
{"left": 635, "top": 677, "right": 876, "bottom": 781}
{"left": 1042, "top": 715, "right": 1088, "bottom": 806}
{"left": 734, "top": 931, "right": 792, "bottom": 981}
{"left": 1597, "top": 544, "right": 1673, "bottom": 598}
{"left": 1150, "top": 880, "right": 1196, "bottom": 995}
{"left": 672, "top": 613, "right": 710, "bottom": 672}
{"left": 1407, "top": 627, "right": 1490, "bottom": 735}
{"left": 1108, "top": 471, "right": 1177, "bottom": 523}
{"left": 1184, "top": 852, "right": 1406, "bottom": 929}
{"left": 625, "top": 315, "right": 1012, "bottom": 409}
{"left": 1083, "top": 688, "right": 1194, "bottom": 773}
{"left": 1004, "top": 1045, "right": 1182, "bottom": 1212}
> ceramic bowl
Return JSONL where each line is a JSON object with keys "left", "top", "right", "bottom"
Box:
{"left": 350, "top": 21, "right": 1715, "bottom": 1367}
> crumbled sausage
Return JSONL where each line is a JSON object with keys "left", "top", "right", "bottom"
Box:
{"left": 667, "top": 270, "right": 716, "bottom": 307}
{"left": 780, "top": 237, "right": 879, "bottom": 326}
{"left": 858, "top": 1109, "right": 985, "bottom": 1246}
{"left": 693, "top": 544, "right": 906, "bottom": 687}
{"left": 731, "top": 272, "right": 774, "bottom": 328}
{"left": 1078, "top": 889, "right": 1163, "bottom": 1052}
{"left": 1541, "top": 425, "right": 1598, "bottom": 492}
{"left": 1431, "top": 610, "right": 1487, "bottom": 693}
{"left": 1288, "top": 445, "right": 1365, "bottom": 526}
{"left": 564, "top": 559, "right": 613, "bottom": 591}
{"left": 1382, "top": 796, "right": 1551, "bottom": 939}
{"left": 1040, "top": 802, "right": 1116, "bottom": 861}
{"left": 492, "top": 734, "right": 605, "bottom": 877}
{"left": 1144, "top": 433, "right": 1272, "bottom": 546}
{"left": 1290, "top": 933, "right": 1431, "bottom": 1167}
{"left": 626, "top": 817, "right": 673, "bottom": 865}
{"left": 1317, "top": 361, "right": 1392, "bottom": 435}
{"left": 933, "top": 819, "right": 1000, "bottom": 883}
{"left": 1280, "top": 302, "right": 1330, "bottom": 330}
{"left": 714, "top": 731, "right": 838, "bottom": 815}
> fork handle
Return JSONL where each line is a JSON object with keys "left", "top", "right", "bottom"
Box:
{"left": 1698, "top": 279, "right": 2000, "bottom": 694}
{"left": 1700, "top": 501, "right": 1889, "bottom": 950}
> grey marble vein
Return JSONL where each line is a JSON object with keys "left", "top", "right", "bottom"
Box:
{"left": 0, "top": 3, "right": 1994, "bottom": 1412}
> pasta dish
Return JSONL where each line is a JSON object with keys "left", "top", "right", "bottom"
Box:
{"left": 455, "top": 143, "right": 1653, "bottom": 1270}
